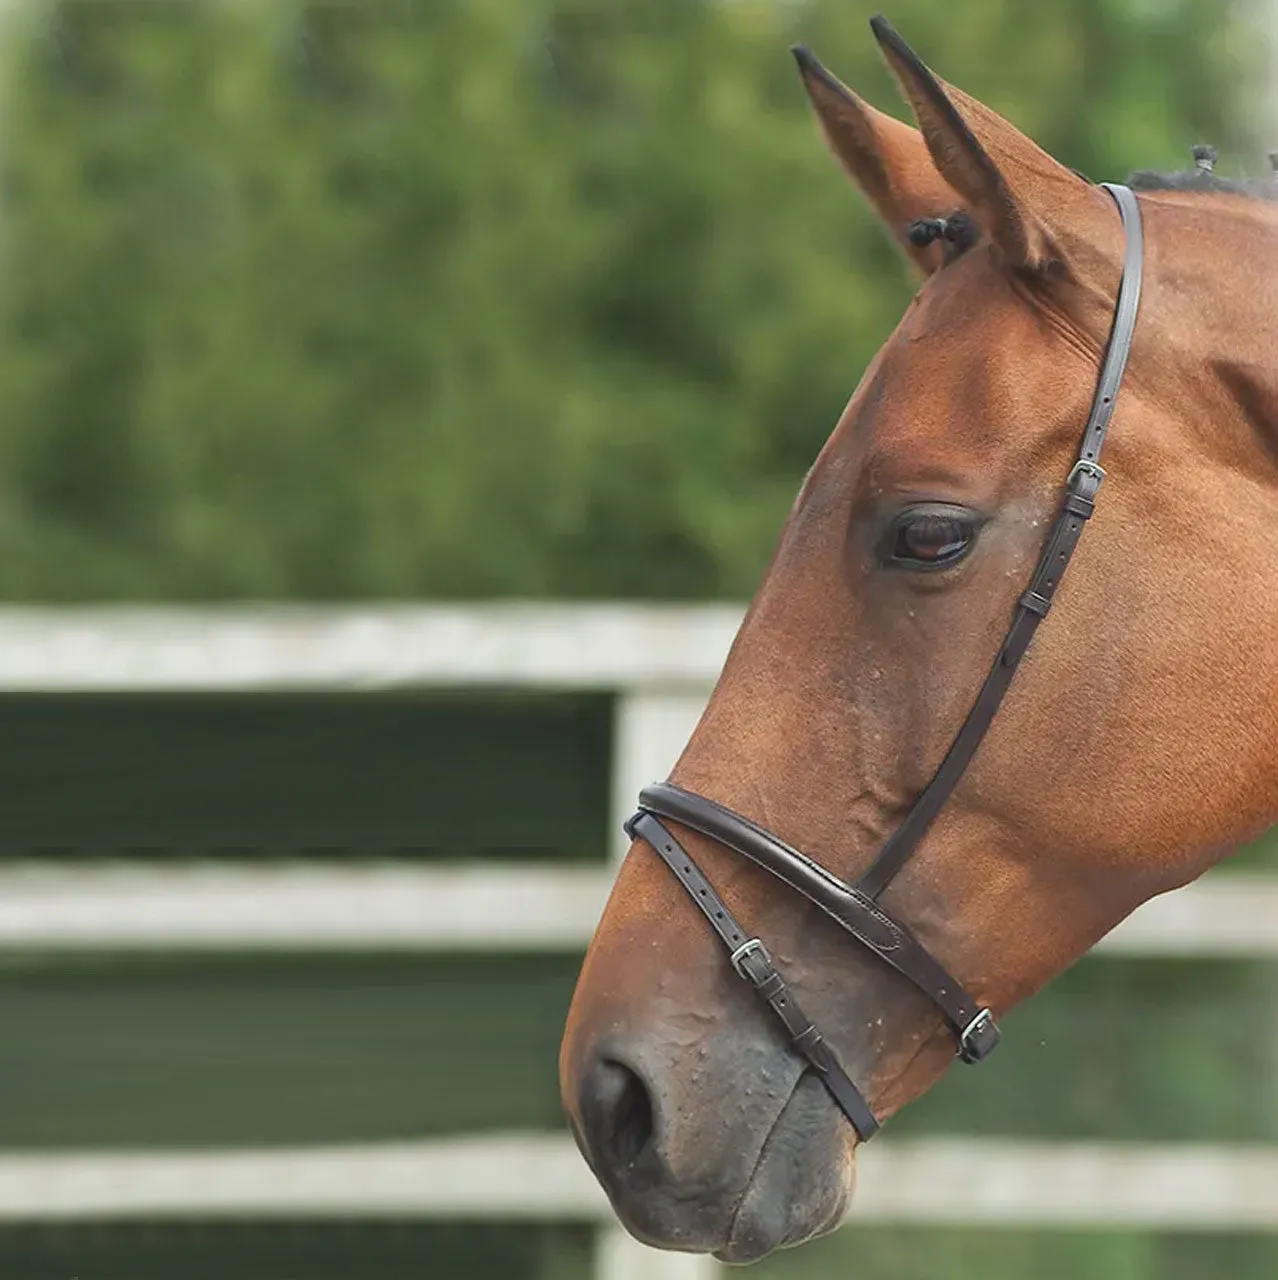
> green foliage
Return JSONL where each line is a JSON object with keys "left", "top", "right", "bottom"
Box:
{"left": 0, "top": 0, "right": 1264, "bottom": 599}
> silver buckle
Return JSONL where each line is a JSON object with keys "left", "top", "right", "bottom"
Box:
{"left": 729, "top": 937, "right": 771, "bottom": 978}
{"left": 1067, "top": 459, "right": 1106, "bottom": 488}
{"left": 958, "top": 1008, "right": 1000, "bottom": 1063}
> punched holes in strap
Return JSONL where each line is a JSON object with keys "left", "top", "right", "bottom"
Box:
{"left": 1001, "top": 465, "right": 1106, "bottom": 667}
{"left": 623, "top": 811, "right": 751, "bottom": 955}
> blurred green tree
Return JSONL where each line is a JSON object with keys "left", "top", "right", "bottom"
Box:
{"left": 0, "top": 0, "right": 1262, "bottom": 598}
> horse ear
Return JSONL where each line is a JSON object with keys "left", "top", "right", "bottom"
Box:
{"left": 793, "top": 45, "right": 961, "bottom": 275}
{"left": 869, "top": 15, "right": 1099, "bottom": 271}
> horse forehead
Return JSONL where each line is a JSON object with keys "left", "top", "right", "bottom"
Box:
{"left": 860, "top": 280, "right": 1057, "bottom": 460}
{"left": 793, "top": 270, "right": 1062, "bottom": 517}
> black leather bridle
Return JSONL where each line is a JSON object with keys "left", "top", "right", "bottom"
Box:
{"left": 624, "top": 183, "right": 1145, "bottom": 1141}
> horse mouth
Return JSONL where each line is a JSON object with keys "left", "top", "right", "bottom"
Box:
{"left": 715, "top": 1071, "right": 855, "bottom": 1262}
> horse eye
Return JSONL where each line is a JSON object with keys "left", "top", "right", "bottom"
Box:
{"left": 885, "top": 508, "right": 979, "bottom": 570}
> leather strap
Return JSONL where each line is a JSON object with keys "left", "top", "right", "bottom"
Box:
{"left": 626, "top": 810, "right": 881, "bottom": 1139}
{"left": 634, "top": 782, "right": 997, "bottom": 1062}
{"left": 856, "top": 183, "right": 1143, "bottom": 899}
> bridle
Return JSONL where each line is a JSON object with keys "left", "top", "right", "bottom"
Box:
{"left": 623, "top": 183, "right": 1145, "bottom": 1141}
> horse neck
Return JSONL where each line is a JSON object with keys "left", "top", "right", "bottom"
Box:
{"left": 1142, "top": 195, "right": 1278, "bottom": 486}
{"left": 1130, "top": 195, "right": 1278, "bottom": 862}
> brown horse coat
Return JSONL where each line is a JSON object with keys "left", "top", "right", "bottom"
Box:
{"left": 561, "top": 17, "right": 1278, "bottom": 1264}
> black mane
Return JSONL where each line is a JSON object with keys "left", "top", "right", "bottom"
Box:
{"left": 1126, "top": 168, "right": 1278, "bottom": 201}
{"left": 905, "top": 161, "right": 1277, "bottom": 269}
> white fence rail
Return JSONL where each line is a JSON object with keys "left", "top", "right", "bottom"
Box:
{"left": 0, "top": 1134, "right": 1273, "bottom": 1231}
{"left": 0, "top": 861, "right": 1271, "bottom": 956}
{"left": 0, "top": 604, "right": 741, "bottom": 692}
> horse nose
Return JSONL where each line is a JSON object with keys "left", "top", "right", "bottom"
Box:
{"left": 575, "top": 1056, "right": 657, "bottom": 1184}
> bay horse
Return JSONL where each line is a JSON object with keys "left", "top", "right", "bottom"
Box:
{"left": 560, "top": 14, "right": 1278, "bottom": 1264}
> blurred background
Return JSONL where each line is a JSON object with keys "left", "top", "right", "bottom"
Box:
{"left": 0, "top": 0, "right": 1271, "bottom": 1277}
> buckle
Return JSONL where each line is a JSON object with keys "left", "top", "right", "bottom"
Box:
{"left": 1019, "top": 589, "right": 1051, "bottom": 619}
{"left": 1067, "top": 459, "right": 1106, "bottom": 489}
{"left": 958, "top": 1008, "right": 1001, "bottom": 1063}
{"left": 729, "top": 937, "right": 771, "bottom": 979}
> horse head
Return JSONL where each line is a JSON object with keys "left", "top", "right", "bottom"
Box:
{"left": 561, "top": 15, "right": 1278, "bottom": 1263}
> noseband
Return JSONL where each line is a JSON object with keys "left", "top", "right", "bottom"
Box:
{"left": 624, "top": 184, "right": 1145, "bottom": 1141}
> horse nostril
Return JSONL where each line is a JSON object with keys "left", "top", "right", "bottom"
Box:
{"left": 588, "top": 1059, "right": 654, "bottom": 1174}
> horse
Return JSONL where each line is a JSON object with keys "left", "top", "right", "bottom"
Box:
{"left": 560, "top": 14, "right": 1278, "bottom": 1264}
